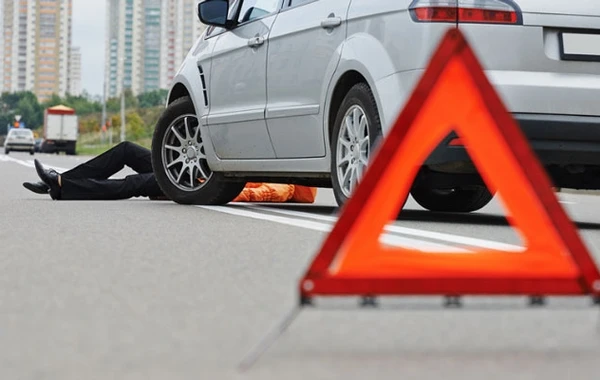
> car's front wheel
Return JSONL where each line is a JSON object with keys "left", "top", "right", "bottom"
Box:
{"left": 410, "top": 185, "right": 493, "bottom": 213}
{"left": 330, "top": 83, "right": 383, "bottom": 207}
{"left": 151, "top": 96, "right": 246, "bottom": 205}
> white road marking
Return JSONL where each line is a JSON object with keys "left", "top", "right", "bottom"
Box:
{"left": 0, "top": 154, "right": 35, "bottom": 168}
{"left": 0, "top": 154, "right": 69, "bottom": 171}
{"left": 26, "top": 159, "right": 70, "bottom": 172}
{"left": 559, "top": 201, "right": 576, "bottom": 205}
{"left": 0, "top": 154, "right": 548, "bottom": 253}
{"left": 246, "top": 205, "right": 524, "bottom": 252}
{"left": 201, "top": 205, "right": 472, "bottom": 253}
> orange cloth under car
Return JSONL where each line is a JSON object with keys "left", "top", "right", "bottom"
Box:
{"left": 233, "top": 183, "right": 317, "bottom": 203}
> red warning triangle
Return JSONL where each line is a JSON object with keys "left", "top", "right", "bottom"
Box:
{"left": 300, "top": 28, "right": 600, "bottom": 298}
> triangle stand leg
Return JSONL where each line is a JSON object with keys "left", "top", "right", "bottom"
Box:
{"left": 238, "top": 305, "right": 302, "bottom": 372}
{"left": 594, "top": 297, "right": 600, "bottom": 334}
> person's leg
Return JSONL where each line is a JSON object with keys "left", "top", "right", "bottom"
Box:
{"left": 62, "top": 141, "right": 153, "bottom": 180}
{"left": 59, "top": 173, "right": 164, "bottom": 200}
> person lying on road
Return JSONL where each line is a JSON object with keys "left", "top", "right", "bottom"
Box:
{"left": 23, "top": 141, "right": 317, "bottom": 203}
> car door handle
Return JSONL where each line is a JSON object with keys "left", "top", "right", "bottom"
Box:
{"left": 247, "top": 36, "right": 265, "bottom": 48}
{"left": 321, "top": 16, "right": 342, "bottom": 29}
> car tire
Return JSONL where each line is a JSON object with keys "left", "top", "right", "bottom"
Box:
{"left": 152, "top": 96, "right": 246, "bottom": 205}
{"left": 410, "top": 185, "right": 493, "bottom": 213}
{"left": 30, "top": 150, "right": 34, "bottom": 155}
{"left": 4, "top": 149, "right": 9, "bottom": 155}
{"left": 330, "top": 82, "right": 386, "bottom": 207}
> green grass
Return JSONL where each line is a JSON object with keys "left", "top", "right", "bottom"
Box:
{"left": 76, "top": 135, "right": 152, "bottom": 156}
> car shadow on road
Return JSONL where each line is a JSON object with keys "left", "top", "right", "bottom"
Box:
{"left": 263, "top": 204, "right": 600, "bottom": 231}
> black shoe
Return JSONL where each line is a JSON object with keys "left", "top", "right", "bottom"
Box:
{"left": 23, "top": 181, "right": 50, "bottom": 194}
{"left": 34, "top": 159, "right": 61, "bottom": 200}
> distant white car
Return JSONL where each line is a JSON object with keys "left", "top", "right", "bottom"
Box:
{"left": 5, "top": 128, "right": 35, "bottom": 155}
{"left": 151, "top": 0, "right": 600, "bottom": 212}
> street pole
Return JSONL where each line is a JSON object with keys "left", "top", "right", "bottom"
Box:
{"left": 101, "top": 80, "right": 107, "bottom": 145}
{"left": 120, "top": 89, "right": 126, "bottom": 142}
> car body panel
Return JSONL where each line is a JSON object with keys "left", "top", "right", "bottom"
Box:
{"left": 169, "top": 27, "right": 222, "bottom": 170}
{"left": 265, "top": 0, "right": 352, "bottom": 159}
{"left": 342, "top": 0, "right": 454, "bottom": 131}
{"left": 206, "top": 12, "right": 278, "bottom": 160}
{"left": 516, "top": 0, "right": 600, "bottom": 18}
{"left": 459, "top": 24, "right": 600, "bottom": 116}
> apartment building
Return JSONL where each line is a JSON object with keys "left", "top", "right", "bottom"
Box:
{"left": 143, "top": 0, "right": 161, "bottom": 93}
{"left": 159, "top": 0, "right": 207, "bottom": 89}
{"left": 0, "top": 0, "right": 73, "bottom": 102}
{"left": 105, "top": 0, "right": 206, "bottom": 98}
{"left": 105, "top": 0, "right": 143, "bottom": 97}
{"left": 69, "top": 46, "right": 81, "bottom": 96}
{"left": 0, "top": 0, "right": 4, "bottom": 90}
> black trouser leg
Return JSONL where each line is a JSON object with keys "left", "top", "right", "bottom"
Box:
{"left": 60, "top": 173, "right": 163, "bottom": 200}
{"left": 62, "top": 141, "right": 153, "bottom": 180}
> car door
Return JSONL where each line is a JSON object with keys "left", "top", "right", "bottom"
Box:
{"left": 206, "top": 0, "right": 282, "bottom": 159}
{"left": 265, "top": 0, "right": 351, "bottom": 158}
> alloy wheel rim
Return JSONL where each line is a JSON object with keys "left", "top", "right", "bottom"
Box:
{"left": 162, "top": 114, "right": 212, "bottom": 192}
{"left": 336, "top": 105, "right": 370, "bottom": 198}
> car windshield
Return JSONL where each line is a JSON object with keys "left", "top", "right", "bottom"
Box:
{"left": 11, "top": 129, "right": 32, "bottom": 137}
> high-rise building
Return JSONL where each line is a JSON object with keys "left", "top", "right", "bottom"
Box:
{"left": 105, "top": 0, "right": 143, "bottom": 98}
{"left": 0, "top": 0, "right": 4, "bottom": 92}
{"left": 69, "top": 46, "right": 82, "bottom": 96}
{"left": 105, "top": 0, "right": 120, "bottom": 98}
{"left": 143, "top": 0, "right": 161, "bottom": 93}
{"left": 159, "top": 0, "right": 206, "bottom": 89}
{"left": 0, "top": 0, "right": 74, "bottom": 102}
{"left": 105, "top": 0, "right": 206, "bottom": 98}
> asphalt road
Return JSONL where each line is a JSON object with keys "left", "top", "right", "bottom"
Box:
{"left": 1, "top": 151, "right": 600, "bottom": 380}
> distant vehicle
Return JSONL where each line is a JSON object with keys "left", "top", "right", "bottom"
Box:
{"left": 151, "top": 0, "right": 600, "bottom": 212}
{"left": 4, "top": 128, "right": 35, "bottom": 155}
{"left": 41, "top": 105, "right": 78, "bottom": 155}
{"left": 34, "top": 138, "right": 43, "bottom": 152}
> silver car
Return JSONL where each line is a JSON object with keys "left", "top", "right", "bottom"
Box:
{"left": 4, "top": 128, "right": 35, "bottom": 155}
{"left": 151, "top": 0, "right": 600, "bottom": 212}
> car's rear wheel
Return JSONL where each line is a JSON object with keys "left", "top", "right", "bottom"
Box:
{"left": 152, "top": 96, "right": 246, "bottom": 205}
{"left": 4, "top": 148, "right": 9, "bottom": 154}
{"left": 410, "top": 185, "right": 493, "bottom": 213}
{"left": 331, "top": 83, "right": 384, "bottom": 207}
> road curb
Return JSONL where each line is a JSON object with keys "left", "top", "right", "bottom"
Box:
{"left": 556, "top": 189, "right": 600, "bottom": 196}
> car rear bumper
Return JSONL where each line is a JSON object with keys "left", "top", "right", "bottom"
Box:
{"left": 425, "top": 113, "right": 600, "bottom": 168}
{"left": 6, "top": 143, "right": 34, "bottom": 151}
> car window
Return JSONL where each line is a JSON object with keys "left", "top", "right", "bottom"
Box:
{"left": 286, "top": 0, "right": 314, "bottom": 7}
{"left": 237, "top": 0, "right": 280, "bottom": 24}
{"left": 10, "top": 129, "right": 32, "bottom": 137}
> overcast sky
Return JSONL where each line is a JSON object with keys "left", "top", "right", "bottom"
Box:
{"left": 72, "top": 0, "right": 106, "bottom": 98}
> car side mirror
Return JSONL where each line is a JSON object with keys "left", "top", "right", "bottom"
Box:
{"left": 198, "top": 0, "right": 232, "bottom": 29}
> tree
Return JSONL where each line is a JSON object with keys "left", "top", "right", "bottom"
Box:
{"left": 106, "top": 89, "right": 138, "bottom": 113}
{"left": 109, "top": 111, "right": 147, "bottom": 140}
{"left": 137, "top": 89, "right": 168, "bottom": 108}
{"left": 0, "top": 91, "right": 43, "bottom": 131}
{"left": 126, "top": 111, "right": 146, "bottom": 140}
{"left": 79, "top": 117, "right": 101, "bottom": 134}
{"left": 41, "top": 94, "right": 63, "bottom": 108}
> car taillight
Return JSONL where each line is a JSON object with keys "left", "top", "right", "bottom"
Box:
{"left": 409, "top": 0, "right": 522, "bottom": 25}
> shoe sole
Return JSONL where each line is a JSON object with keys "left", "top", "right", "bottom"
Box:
{"left": 23, "top": 182, "right": 49, "bottom": 194}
